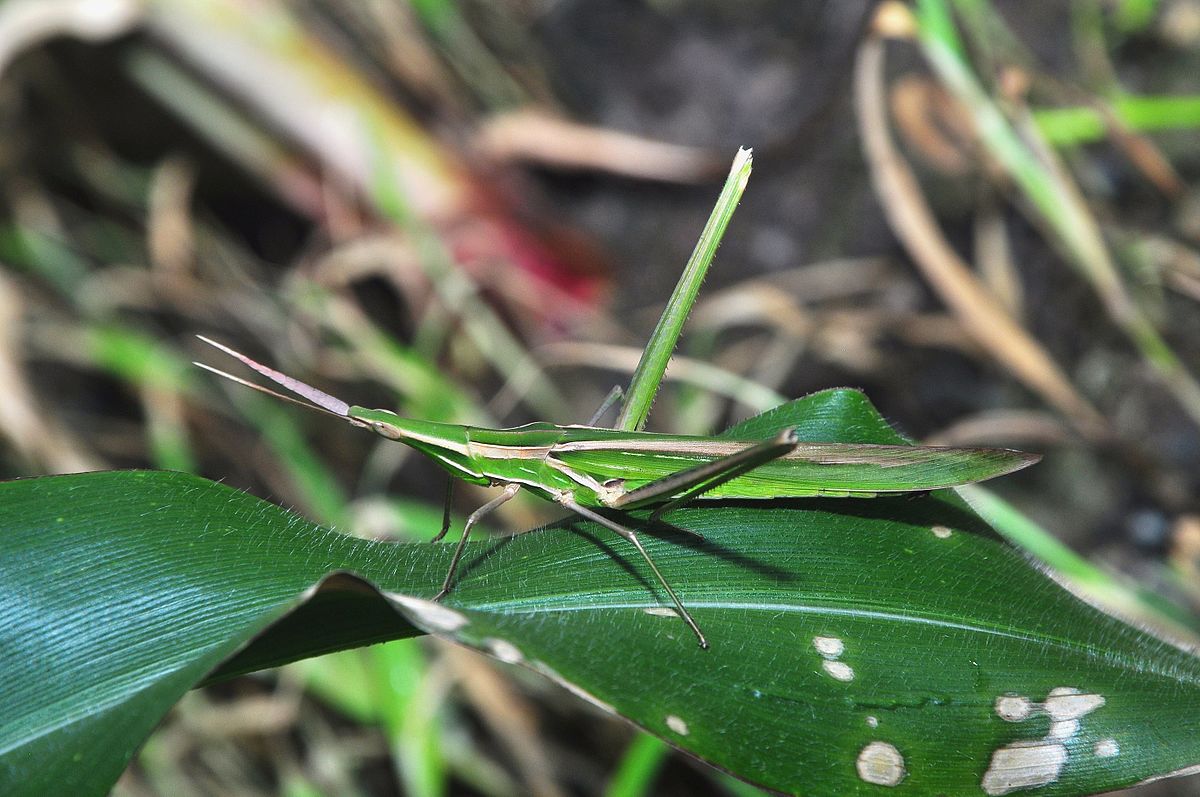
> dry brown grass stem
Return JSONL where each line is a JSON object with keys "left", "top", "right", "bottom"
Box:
{"left": 856, "top": 16, "right": 1108, "bottom": 441}
{"left": 444, "top": 646, "right": 567, "bottom": 797}
{"left": 924, "top": 409, "right": 1071, "bottom": 449}
{"left": 0, "top": 278, "right": 102, "bottom": 473}
{"left": 479, "top": 110, "right": 720, "bottom": 183}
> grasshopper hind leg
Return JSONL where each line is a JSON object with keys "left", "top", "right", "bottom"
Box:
{"left": 558, "top": 495, "right": 708, "bottom": 649}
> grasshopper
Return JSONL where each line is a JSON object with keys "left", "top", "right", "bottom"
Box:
{"left": 197, "top": 336, "right": 1038, "bottom": 648}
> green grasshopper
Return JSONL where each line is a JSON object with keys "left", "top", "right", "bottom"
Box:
{"left": 197, "top": 336, "right": 1038, "bottom": 648}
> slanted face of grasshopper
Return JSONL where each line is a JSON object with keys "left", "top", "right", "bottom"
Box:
{"left": 197, "top": 336, "right": 1039, "bottom": 648}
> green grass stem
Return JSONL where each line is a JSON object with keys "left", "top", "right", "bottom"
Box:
{"left": 616, "top": 148, "right": 753, "bottom": 432}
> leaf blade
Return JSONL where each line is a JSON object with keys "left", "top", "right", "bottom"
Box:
{"left": 5, "top": 394, "right": 1200, "bottom": 795}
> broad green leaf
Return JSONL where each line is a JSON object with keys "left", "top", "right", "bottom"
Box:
{"left": 719, "top": 388, "right": 909, "bottom": 443}
{"left": 4, "top": 390, "right": 1200, "bottom": 796}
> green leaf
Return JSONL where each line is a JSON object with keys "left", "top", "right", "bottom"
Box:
{"left": 5, "top": 391, "right": 1200, "bottom": 795}
{"left": 719, "top": 388, "right": 908, "bottom": 444}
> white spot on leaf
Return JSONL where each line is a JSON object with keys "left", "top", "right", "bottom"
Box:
{"left": 982, "top": 686, "right": 1107, "bottom": 795}
{"left": 485, "top": 638, "right": 523, "bottom": 664}
{"left": 1047, "top": 719, "right": 1079, "bottom": 741}
{"left": 994, "top": 694, "right": 1033, "bottom": 722}
{"left": 866, "top": 715, "right": 879, "bottom": 728}
{"left": 931, "top": 525, "right": 952, "bottom": 539}
{"left": 822, "top": 660, "right": 855, "bottom": 682}
{"left": 813, "top": 635, "right": 845, "bottom": 657}
{"left": 813, "top": 635, "right": 853, "bottom": 680}
{"left": 643, "top": 607, "right": 678, "bottom": 617}
{"left": 1044, "top": 687, "right": 1105, "bottom": 720}
{"left": 1094, "top": 738, "right": 1120, "bottom": 758}
{"left": 666, "top": 715, "right": 689, "bottom": 735}
{"left": 384, "top": 593, "right": 468, "bottom": 632}
{"left": 856, "top": 741, "right": 905, "bottom": 787}
{"left": 982, "top": 742, "right": 1067, "bottom": 795}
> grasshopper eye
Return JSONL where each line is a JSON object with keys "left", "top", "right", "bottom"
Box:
{"left": 371, "top": 421, "right": 403, "bottom": 440}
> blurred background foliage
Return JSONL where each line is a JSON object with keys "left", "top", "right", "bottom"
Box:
{"left": 2, "top": 0, "right": 1200, "bottom": 794}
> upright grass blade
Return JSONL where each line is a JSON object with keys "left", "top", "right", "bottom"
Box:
{"left": 604, "top": 733, "right": 670, "bottom": 797}
{"left": 615, "top": 148, "right": 753, "bottom": 432}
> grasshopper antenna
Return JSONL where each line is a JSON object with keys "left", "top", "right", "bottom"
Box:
{"left": 195, "top": 335, "right": 352, "bottom": 420}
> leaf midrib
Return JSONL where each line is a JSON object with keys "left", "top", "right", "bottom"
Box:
{"left": 456, "top": 597, "right": 1199, "bottom": 684}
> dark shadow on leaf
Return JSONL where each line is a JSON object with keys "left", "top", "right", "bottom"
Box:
{"left": 665, "top": 492, "right": 1000, "bottom": 541}
{"left": 453, "top": 507, "right": 800, "bottom": 590}
{"left": 436, "top": 491, "right": 994, "bottom": 604}
{"left": 636, "top": 512, "right": 800, "bottom": 584}
{"left": 448, "top": 521, "right": 664, "bottom": 601}
{"left": 202, "top": 572, "right": 423, "bottom": 685}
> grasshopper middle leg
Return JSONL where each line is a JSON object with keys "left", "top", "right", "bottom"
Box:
{"left": 433, "top": 483, "right": 521, "bottom": 601}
